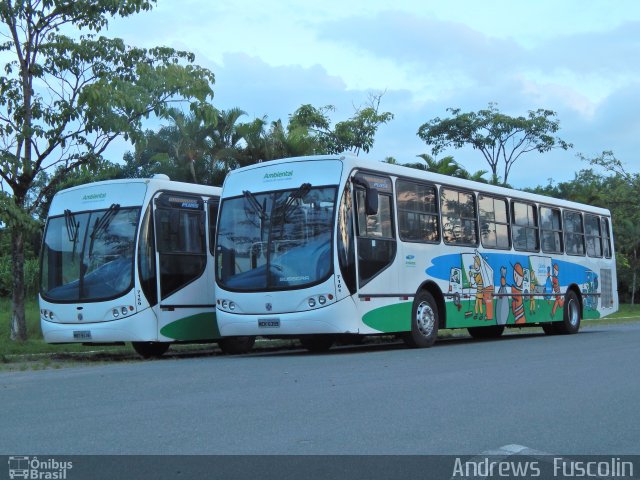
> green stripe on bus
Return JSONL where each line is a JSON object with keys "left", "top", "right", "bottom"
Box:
{"left": 160, "top": 312, "right": 220, "bottom": 341}
{"left": 362, "top": 302, "right": 412, "bottom": 333}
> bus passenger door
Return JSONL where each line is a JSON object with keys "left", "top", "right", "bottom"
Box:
{"left": 153, "top": 193, "right": 217, "bottom": 342}
{"left": 353, "top": 173, "right": 399, "bottom": 332}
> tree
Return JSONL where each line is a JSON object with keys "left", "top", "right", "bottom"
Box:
{"left": 0, "top": 0, "right": 215, "bottom": 341}
{"left": 417, "top": 103, "right": 572, "bottom": 184}
{"left": 384, "top": 153, "right": 488, "bottom": 182}
{"left": 288, "top": 93, "right": 394, "bottom": 156}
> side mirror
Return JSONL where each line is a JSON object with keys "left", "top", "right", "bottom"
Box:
{"left": 364, "top": 185, "right": 378, "bottom": 216}
{"left": 352, "top": 176, "right": 379, "bottom": 216}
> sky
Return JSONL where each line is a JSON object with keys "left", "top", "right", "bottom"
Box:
{"left": 104, "top": 0, "right": 640, "bottom": 188}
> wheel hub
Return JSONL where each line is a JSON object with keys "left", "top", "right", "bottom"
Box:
{"left": 416, "top": 301, "right": 435, "bottom": 337}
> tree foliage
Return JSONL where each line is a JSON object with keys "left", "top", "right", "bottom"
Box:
{"left": 417, "top": 103, "right": 572, "bottom": 184}
{"left": 0, "top": 0, "right": 215, "bottom": 340}
{"left": 529, "top": 151, "right": 640, "bottom": 303}
{"left": 289, "top": 93, "right": 394, "bottom": 156}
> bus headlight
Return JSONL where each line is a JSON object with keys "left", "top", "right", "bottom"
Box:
{"left": 308, "top": 298, "right": 316, "bottom": 308}
{"left": 112, "top": 309, "right": 119, "bottom": 318}
{"left": 318, "top": 295, "right": 326, "bottom": 305}
{"left": 218, "top": 299, "right": 240, "bottom": 313}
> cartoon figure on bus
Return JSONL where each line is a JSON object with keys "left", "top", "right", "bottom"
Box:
{"left": 529, "top": 269, "right": 538, "bottom": 315}
{"left": 511, "top": 262, "right": 527, "bottom": 324}
{"left": 544, "top": 266, "right": 553, "bottom": 301}
{"left": 495, "top": 265, "right": 509, "bottom": 325}
{"left": 469, "top": 254, "right": 485, "bottom": 320}
{"left": 551, "top": 263, "right": 564, "bottom": 319}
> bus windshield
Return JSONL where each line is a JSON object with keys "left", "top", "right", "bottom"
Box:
{"left": 216, "top": 185, "right": 337, "bottom": 291}
{"left": 40, "top": 206, "right": 140, "bottom": 302}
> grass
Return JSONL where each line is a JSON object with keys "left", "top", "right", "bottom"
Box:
{"left": 1, "top": 297, "right": 639, "bottom": 371}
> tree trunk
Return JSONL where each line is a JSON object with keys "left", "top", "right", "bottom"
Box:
{"left": 10, "top": 227, "right": 27, "bottom": 341}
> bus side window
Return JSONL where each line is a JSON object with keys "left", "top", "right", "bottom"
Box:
{"left": 478, "top": 194, "right": 510, "bottom": 249}
{"left": 440, "top": 188, "right": 478, "bottom": 246}
{"left": 585, "top": 214, "right": 603, "bottom": 258}
{"left": 511, "top": 201, "right": 539, "bottom": 252}
{"left": 563, "top": 210, "right": 585, "bottom": 256}
{"left": 602, "top": 217, "right": 612, "bottom": 258}
{"left": 396, "top": 179, "right": 440, "bottom": 243}
{"left": 540, "top": 206, "right": 563, "bottom": 254}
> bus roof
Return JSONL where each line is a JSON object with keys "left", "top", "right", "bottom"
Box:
{"left": 224, "top": 155, "right": 611, "bottom": 217}
{"left": 48, "top": 177, "right": 222, "bottom": 216}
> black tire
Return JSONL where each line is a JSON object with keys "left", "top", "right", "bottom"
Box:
{"left": 404, "top": 291, "right": 439, "bottom": 348}
{"left": 218, "top": 336, "right": 255, "bottom": 355}
{"left": 467, "top": 325, "right": 505, "bottom": 339}
{"left": 556, "top": 290, "right": 581, "bottom": 334}
{"left": 541, "top": 323, "right": 558, "bottom": 335}
{"left": 132, "top": 341, "right": 170, "bottom": 358}
{"left": 299, "top": 335, "right": 335, "bottom": 353}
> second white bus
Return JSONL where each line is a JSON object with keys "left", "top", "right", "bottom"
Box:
{"left": 39, "top": 175, "right": 254, "bottom": 357}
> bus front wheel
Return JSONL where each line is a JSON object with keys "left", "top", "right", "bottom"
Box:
{"left": 404, "top": 291, "right": 439, "bottom": 348}
{"left": 218, "top": 336, "right": 255, "bottom": 355}
{"left": 132, "top": 342, "right": 170, "bottom": 358}
{"left": 299, "top": 335, "right": 335, "bottom": 353}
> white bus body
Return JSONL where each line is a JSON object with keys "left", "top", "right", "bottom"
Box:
{"left": 214, "top": 155, "right": 618, "bottom": 350}
{"left": 39, "top": 176, "right": 253, "bottom": 357}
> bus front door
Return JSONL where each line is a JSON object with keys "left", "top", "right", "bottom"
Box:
{"left": 154, "top": 193, "right": 218, "bottom": 342}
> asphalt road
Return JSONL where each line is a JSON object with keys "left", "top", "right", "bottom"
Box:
{"left": 2, "top": 323, "right": 639, "bottom": 455}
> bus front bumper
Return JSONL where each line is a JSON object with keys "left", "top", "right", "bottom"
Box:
{"left": 217, "top": 297, "right": 362, "bottom": 337}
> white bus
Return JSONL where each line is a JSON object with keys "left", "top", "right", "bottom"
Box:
{"left": 214, "top": 155, "right": 618, "bottom": 351}
{"left": 39, "top": 175, "right": 254, "bottom": 357}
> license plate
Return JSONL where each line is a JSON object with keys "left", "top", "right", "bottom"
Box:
{"left": 258, "top": 318, "right": 280, "bottom": 328}
{"left": 73, "top": 330, "right": 92, "bottom": 340}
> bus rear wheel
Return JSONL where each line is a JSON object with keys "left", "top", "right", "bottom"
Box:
{"left": 132, "top": 342, "right": 170, "bottom": 358}
{"left": 404, "top": 291, "right": 438, "bottom": 348}
{"left": 218, "top": 336, "right": 255, "bottom": 355}
{"left": 556, "top": 290, "right": 581, "bottom": 334}
{"left": 467, "top": 325, "right": 505, "bottom": 339}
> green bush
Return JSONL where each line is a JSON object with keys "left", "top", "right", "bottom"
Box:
{"left": 0, "top": 256, "right": 40, "bottom": 297}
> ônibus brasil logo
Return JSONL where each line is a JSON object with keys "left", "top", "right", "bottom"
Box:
{"left": 8, "top": 456, "right": 73, "bottom": 479}
{"left": 263, "top": 170, "right": 293, "bottom": 181}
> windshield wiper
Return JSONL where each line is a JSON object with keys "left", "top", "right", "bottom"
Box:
{"left": 243, "top": 190, "right": 266, "bottom": 221}
{"left": 64, "top": 209, "right": 80, "bottom": 261}
{"left": 87, "top": 204, "right": 121, "bottom": 257}
{"left": 274, "top": 183, "right": 311, "bottom": 225}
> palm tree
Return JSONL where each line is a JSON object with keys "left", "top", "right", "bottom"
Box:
{"left": 210, "top": 107, "right": 247, "bottom": 173}
{"left": 162, "top": 108, "right": 213, "bottom": 183}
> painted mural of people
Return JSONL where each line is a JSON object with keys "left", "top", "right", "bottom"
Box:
{"left": 511, "top": 262, "right": 526, "bottom": 324}
{"left": 529, "top": 269, "right": 537, "bottom": 315}
{"left": 469, "top": 254, "right": 484, "bottom": 320}
{"left": 544, "top": 266, "right": 552, "bottom": 301}
{"left": 551, "top": 263, "right": 564, "bottom": 319}
{"left": 495, "top": 265, "right": 509, "bottom": 325}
